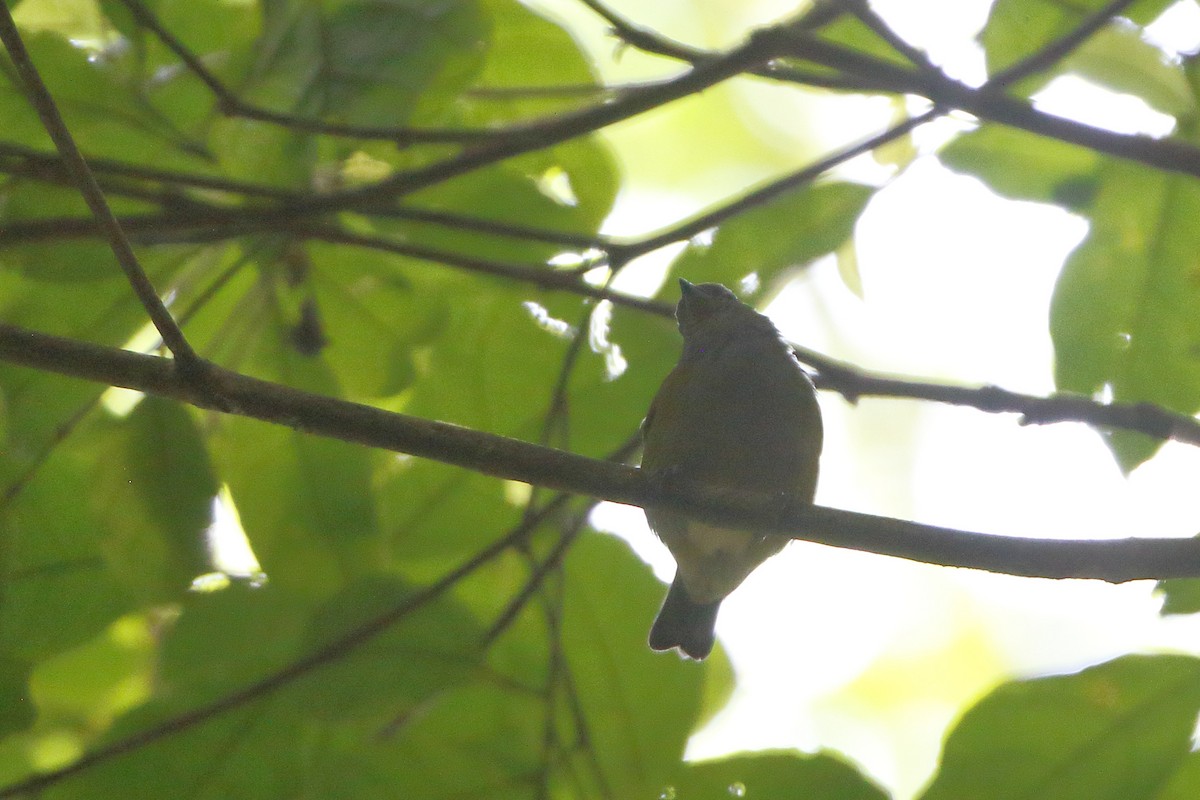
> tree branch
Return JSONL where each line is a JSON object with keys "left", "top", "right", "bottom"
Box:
{"left": 797, "top": 346, "right": 1200, "bottom": 447}
{"left": 3, "top": 321, "right": 1198, "bottom": 584}
{"left": 0, "top": 4, "right": 199, "bottom": 368}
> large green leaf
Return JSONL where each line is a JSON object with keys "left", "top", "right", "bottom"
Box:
{"left": 0, "top": 30, "right": 200, "bottom": 163}
{"left": 0, "top": 658, "right": 34, "bottom": 737}
{"left": 981, "top": 0, "right": 1177, "bottom": 96}
{"left": 1061, "top": 25, "right": 1192, "bottom": 117}
{"left": 939, "top": 125, "right": 1100, "bottom": 207}
{"left": 1157, "top": 753, "right": 1200, "bottom": 800}
{"left": 676, "top": 751, "right": 889, "bottom": 800}
{"left": 467, "top": 0, "right": 602, "bottom": 121}
{"left": 670, "top": 181, "right": 875, "bottom": 297}
{"left": 0, "top": 454, "right": 132, "bottom": 661}
{"left": 0, "top": 183, "right": 153, "bottom": 282}
{"left": 87, "top": 398, "right": 218, "bottom": 601}
{"left": 199, "top": 271, "right": 382, "bottom": 584}
{"left": 920, "top": 655, "right": 1200, "bottom": 800}
{"left": 239, "top": 0, "right": 487, "bottom": 126}
{"left": 563, "top": 533, "right": 709, "bottom": 798}
{"left": 1050, "top": 161, "right": 1200, "bottom": 470}
{"left": 25, "top": 576, "right": 482, "bottom": 798}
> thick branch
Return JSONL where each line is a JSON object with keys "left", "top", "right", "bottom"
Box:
{"left": 3, "top": 322, "right": 1198, "bottom": 583}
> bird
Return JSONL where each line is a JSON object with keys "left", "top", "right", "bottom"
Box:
{"left": 641, "top": 279, "right": 823, "bottom": 659}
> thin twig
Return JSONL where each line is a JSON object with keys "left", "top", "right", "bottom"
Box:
{"left": 802, "top": 347, "right": 1200, "bottom": 446}
{"left": 0, "top": 204, "right": 612, "bottom": 253}
{"left": 484, "top": 509, "right": 591, "bottom": 645}
{"left": 287, "top": 224, "right": 663, "bottom": 315}
{"left": 0, "top": 4, "right": 199, "bottom": 367}
{"left": 612, "top": 108, "right": 939, "bottom": 262}
{"left": 118, "top": 0, "right": 494, "bottom": 145}
{"left": 839, "top": 0, "right": 940, "bottom": 74}
{"left": 989, "top": 0, "right": 1139, "bottom": 88}
{"left": 586, "top": 1, "right": 1200, "bottom": 180}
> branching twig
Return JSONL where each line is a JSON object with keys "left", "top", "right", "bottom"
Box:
{"left": 0, "top": 4, "right": 199, "bottom": 368}
{"left": 839, "top": 0, "right": 940, "bottom": 75}
{"left": 584, "top": 1, "right": 1200, "bottom": 180}
{"left": 117, "top": 0, "right": 498, "bottom": 145}
{"left": 796, "top": 345, "right": 1200, "bottom": 447}
{"left": 989, "top": 0, "right": 1139, "bottom": 88}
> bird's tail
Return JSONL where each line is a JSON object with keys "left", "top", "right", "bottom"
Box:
{"left": 648, "top": 578, "right": 721, "bottom": 660}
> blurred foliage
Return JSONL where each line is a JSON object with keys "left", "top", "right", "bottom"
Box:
{"left": 1, "top": 0, "right": 1200, "bottom": 797}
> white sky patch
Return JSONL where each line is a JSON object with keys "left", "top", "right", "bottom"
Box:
{"left": 689, "top": 227, "right": 716, "bottom": 248}
{"left": 536, "top": 166, "right": 579, "bottom": 207}
{"left": 192, "top": 484, "right": 265, "bottom": 592}
{"left": 547, "top": 248, "right": 606, "bottom": 271}
{"left": 522, "top": 301, "right": 575, "bottom": 339}
{"left": 1034, "top": 75, "right": 1179, "bottom": 136}
{"left": 1144, "top": 0, "right": 1200, "bottom": 53}
{"left": 588, "top": 299, "right": 628, "bottom": 380}
{"left": 100, "top": 319, "right": 169, "bottom": 416}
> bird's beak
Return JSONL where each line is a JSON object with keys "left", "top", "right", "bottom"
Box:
{"left": 678, "top": 278, "right": 696, "bottom": 296}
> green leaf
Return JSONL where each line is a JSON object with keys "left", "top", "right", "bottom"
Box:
{"left": 940, "top": 126, "right": 1100, "bottom": 207}
{"left": 1062, "top": 25, "right": 1193, "bottom": 117}
{"left": 137, "top": 0, "right": 262, "bottom": 134}
{"left": 87, "top": 410, "right": 213, "bottom": 603}
{"left": 0, "top": 183, "right": 151, "bottom": 282}
{"left": 563, "top": 533, "right": 709, "bottom": 798}
{"left": 0, "top": 658, "right": 34, "bottom": 737}
{"left": 241, "top": 0, "right": 487, "bottom": 126}
{"left": 675, "top": 751, "right": 889, "bottom": 800}
{"left": 671, "top": 182, "right": 875, "bottom": 297}
{"left": 1156, "top": 565, "right": 1200, "bottom": 615}
{"left": 0, "top": 456, "right": 132, "bottom": 660}
{"left": 211, "top": 413, "right": 379, "bottom": 588}
{"left": 465, "top": 0, "right": 602, "bottom": 120}
{"left": 29, "top": 615, "right": 154, "bottom": 724}
{"left": 981, "top": 0, "right": 1176, "bottom": 92}
{"left": 1157, "top": 752, "right": 1200, "bottom": 800}
{"left": 209, "top": 119, "right": 316, "bottom": 189}
{"left": 0, "top": 31, "right": 197, "bottom": 163}
{"left": 157, "top": 584, "right": 310, "bottom": 704}
{"left": 304, "top": 242, "right": 447, "bottom": 398}
{"left": 818, "top": 13, "right": 919, "bottom": 67}
{"left": 919, "top": 654, "right": 1200, "bottom": 800}
{"left": 305, "top": 679, "right": 543, "bottom": 799}
{"left": 121, "top": 398, "right": 218, "bottom": 576}
{"left": 408, "top": 133, "right": 618, "bottom": 247}
{"left": 1049, "top": 162, "right": 1200, "bottom": 470}
{"left": 34, "top": 578, "right": 485, "bottom": 798}
{"left": 296, "top": 576, "right": 480, "bottom": 721}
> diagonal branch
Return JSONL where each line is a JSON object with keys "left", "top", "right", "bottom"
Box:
{"left": 0, "top": 4, "right": 199, "bottom": 368}
{"left": 584, "top": 0, "right": 1200, "bottom": 180}
{"left": 611, "top": 109, "right": 938, "bottom": 262}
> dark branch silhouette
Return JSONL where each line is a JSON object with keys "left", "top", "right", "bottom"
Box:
{"left": 2, "top": 322, "right": 1198, "bottom": 585}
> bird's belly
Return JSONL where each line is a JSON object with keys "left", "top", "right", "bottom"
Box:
{"left": 650, "top": 516, "right": 785, "bottom": 603}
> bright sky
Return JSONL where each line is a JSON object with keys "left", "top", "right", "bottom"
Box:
{"left": 564, "top": 1, "right": 1200, "bottom": 797}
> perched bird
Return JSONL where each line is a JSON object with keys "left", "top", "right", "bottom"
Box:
{"left": 641, "top": 280, "right": 823, "bottom": 659}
